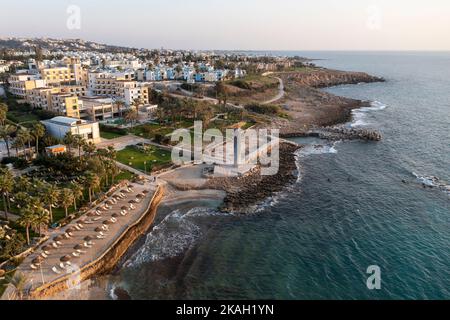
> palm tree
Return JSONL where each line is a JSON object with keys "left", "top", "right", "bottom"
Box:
{"left": 31, "top": 205, "right": 49, "bottom": 237}
{"left": 84, "top": 172, "right": 100, "bottom": 203}
{"left": 17, "top": 207, "right": 36, "bottom": 245}
{"left": 63, "top": 131, "right": 76, "bottom": 154}
{"left": 124, "top": 109, "right": 139, "bottom": 129}
{"left": 31, "top": 123, "right": 45, "bottom": 154}
{"left": 41, "top": 183, "right": 59, "bottom": 223}
{"left": 0, "top": 169, "right": 13, "bottom": 220}
{"left": 17, "top": 128, "right": 32, "bottom": 158}
{"left": 0, "top": 124, "right": 15, "bottom": 157}
{"left": 0, "top": 103, "right": 8, "bottom": 126}
{"left": 14, "top": 176, "right": 32, "bottom": 194}
{"left": 69, "top": 181, "right": 84, "bottom": 210}
{"left": 73, "top": 135, "right": 86, "bottom": 159}
{"left": 115, "top": 100, "right": 126, "bottom": 118}
{"left": 8, "top": 272, "right": 28, "bottom": 300}
{"left": 83, "top": 141, "right": 96, "bottom": 157}
{"left": 60, "top": 188, "right": 75, "bottom": 217}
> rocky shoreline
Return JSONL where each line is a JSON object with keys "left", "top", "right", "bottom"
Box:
{"left": 205, "top": 143, "right": 301, "bottom": 213}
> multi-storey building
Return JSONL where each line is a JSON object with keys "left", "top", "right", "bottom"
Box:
{"left": 8, "top": 73, "right": 46, "bottom": 97}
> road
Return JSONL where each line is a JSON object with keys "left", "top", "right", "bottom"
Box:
{"left": 262, "top": 76, "right": 285, "bottom": 105}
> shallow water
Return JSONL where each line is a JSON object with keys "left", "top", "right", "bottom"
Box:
{"left": 98, "top": 52, "right": 450, "bottom": 300}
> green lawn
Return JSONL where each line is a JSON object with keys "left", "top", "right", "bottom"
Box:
{"left": 100, "top": 130, "right": 126, "bottom": 140}
{"left": 117, "top": 145, "right": 172, "bottom": 173}
{"left": 130, "top": 120, "right": 194, "bottom": 140}
{"left": 7, "top": 111, "right": 40, "bottom": 124}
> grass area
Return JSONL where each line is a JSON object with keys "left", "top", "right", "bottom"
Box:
{"left": 117, "top": 145, "right": 172, "bottom": 173}
{"left": 130, "top": 120, "right": 193, "bottom": 140}
{"left": 100, "top": 130, "right": 125, "bottom": 140}
{"left": 7, "top": 111, "right": 40, "bottom": 124}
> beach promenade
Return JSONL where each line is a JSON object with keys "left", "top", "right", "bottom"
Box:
{"left": 1, "top": 179, "right": 163, "bottom": 300}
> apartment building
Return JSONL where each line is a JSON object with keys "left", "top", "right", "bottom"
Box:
{"left": 8, "top": 73, "right": 46, "bottom": 97}
{"left": 50, "top": 93, "right": 81, "bottom": 118}
{"left": 79, "top": 97, "right": 118, "bottom": 121}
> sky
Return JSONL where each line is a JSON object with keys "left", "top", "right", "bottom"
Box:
{"left": 1, "top": 0, "right": 450, "bottom": 51}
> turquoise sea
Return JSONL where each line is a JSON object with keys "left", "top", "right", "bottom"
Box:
{"left": 105, "top": 52, "right": 450, "bottom": 300}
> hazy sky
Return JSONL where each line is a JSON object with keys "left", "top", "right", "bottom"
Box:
{"left": 1, "top": 0, "right": 450, "bottom": 50}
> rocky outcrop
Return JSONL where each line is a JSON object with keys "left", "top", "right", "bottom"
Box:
{"left": 285, "top": 69, "right": 384, "bottom": 88}
{"left": 309, "top": 126, "right": 383, "bottom": 141}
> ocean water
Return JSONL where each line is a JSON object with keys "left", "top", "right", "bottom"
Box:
{"left": 105, "top": 52, "right": 450, "bottom": 300}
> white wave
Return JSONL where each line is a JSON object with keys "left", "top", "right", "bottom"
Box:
{"left": 351, "top": 100, "right": 387, "bottom": 127}
{"left": 296, "top": 143, "right": 338, "bottom": 158}
{"left": 123, "top": 207, "right": 227, "bottom": 267}
{"left": 412, "top": 172, "right": 450, "bottom": 196}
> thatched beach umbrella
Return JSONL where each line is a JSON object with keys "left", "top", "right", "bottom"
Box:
{"left": 127, "top": 184, "right": 134, "bottom": 189}
{"left": 87, "top": 212, "right": 97, "bottom": 217}
{"left": 95, "top": 227, "right": 103, "bottom": 232}
{"left": 74, "top": 244, "right": 84, "bottom": 250}
{"left": 42, "top": 245, "right": 52, "bottom": 252}
{"left": 142, "top": 190, "right": 150, "bottom": 194}
{"left": 84, "top": 236, "right": 94, "bottom": 242}
{"left": 66, "top": 227, "right": 76, "bottom": 233}
{"left": 121, "top": 206, "right": 128, "bottom": 211}
{"left": 112, "top": 213, "right": 119, "bottom": 218}
{"left": 136, "top": 194, "right": 144, "bottom": 199}
{"left": 129, "top": 200, "right": 137, "bottom": 204}
{"left": 54, "top": 235, "right": 64, "bottom": 242}
{"left": 32, "top": 256, "right": 43, "bottom": 265}
{"left": 60, "top": 255, "right": 71, "bottom": 262}
{"left": 103, "top": 220, "right": 113, "bottom": 225}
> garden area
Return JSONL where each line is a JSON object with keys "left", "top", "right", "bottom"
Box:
{"left": 116, "top": 145, "right": 172, "bottom": 173}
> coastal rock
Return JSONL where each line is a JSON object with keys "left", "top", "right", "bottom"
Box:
{"left": 205, "top": 143, "right": 300, "bottom": 213}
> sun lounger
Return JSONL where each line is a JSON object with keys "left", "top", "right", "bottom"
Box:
{"left": 74, "top": 225, "right": 81, "bottom": 231}
{"left": 72, "top": 252, "right": 80, "bottom": 257}
{"left": 59, "top": 263, "right": 67, "bottom": 269}
{"left": 84, "top": 220, "right": 94, "bottom": 224}
{"left": 52, "top": 242, "right": 58, "bottom": 248}
{"left": 30, "top": 264, "right": 38, "bottom": 270}
{"left": 96, "top": 235, "right": 106, "bottom": 239}
{"left": 41, "top": 253, "right": 48, "bottom": 258}
{"left": 93, "top": 217, "right": 102, "bottom": 221}
{"left": 77, "top": 249, "right": 87, "bottom": 254}
{"left": 83, "top": 242, "right": 92, "bottom": 248}
{"left": 52, "top": 267, "right": 61, "bottom": 274}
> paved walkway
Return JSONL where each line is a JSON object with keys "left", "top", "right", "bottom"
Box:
{"left": 262, "top": 76, "right": 285, "bottom": 105}
{"left": 1, "top": 180, "right": 158, "bottom": 300}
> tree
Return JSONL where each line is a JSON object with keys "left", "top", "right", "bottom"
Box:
{"left": 63, "top": 131, "right": 76, "bottom": 154}
{"left": 17, "top": 207, "right": 36, "bottom": 245}
{"left": 8, "top": 272, "right": 28, "bottom": 300}
{"left": 69, "top": 181, "right": 84, "bottom": 210}
{"left": 0, "top": 124, "right": 15, "bottom": 157}
{"left": 0, "top": 169, "right": 13, "bottom": 220}
{"left": 60, "top": 188, "right": 75, "bottom": 217}
{"left": 124, "top": 109, "right": 139, "bottom": 129}
{"left": 73, "top": 135, "right": 86, "bottom": 159}
{"left": 0, "top": 103, "right": 8, "bottom": 126}
{"left": 115, "top": 100, "right": 126, "bottom": 118}
{"left": 84, "top": 172, "right": 100, "bottom": 203}
{"left": 17, "top": 128, "right": 33, "bottom": 158}
{"left": 83, "top": 141, "right": 96, "bottom": 157}
{"left": 215, "top": 81, "right": 229, "bottom": 106}
{"left": 41, "top": 183, "right": 60, "bottom": 223}
{"left": 32, "top": 206, "right": 50, "bottom": 237}
{"left": 31, "top": 123, "right": 45, "bottom": 154}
